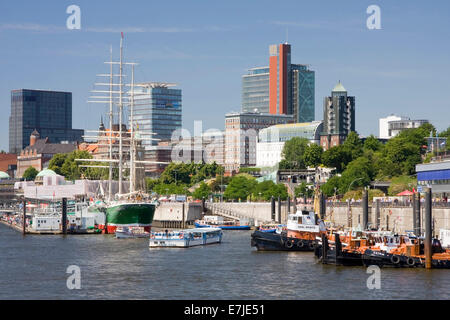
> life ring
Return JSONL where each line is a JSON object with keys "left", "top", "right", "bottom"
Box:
{"left": 297, "top": 240, "right": 304, "bottom": 248}
{"left": 285, "top": 240, "right": 294, "bottom": 249}
{"left": 179, "top": 233, "right": 183, "bottom": 239}
{"left": 390, "top": 255, "right": 400, "bottom": 264}
{"left": 406, "top": 257, "right": 415, "bottom": 266}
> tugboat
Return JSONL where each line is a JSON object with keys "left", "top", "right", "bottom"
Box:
{"left": 314, "top": 228, "right": 369, "bottom": 266}
{"left": 251, "top": 209, "right": 326, "bottom": 251}
{"left": 362, "top": 235, "right": 450, "bottom": 268}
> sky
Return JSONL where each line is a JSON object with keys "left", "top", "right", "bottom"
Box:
{"left": 0, "top": 0, "right": 449, "bottom": 151}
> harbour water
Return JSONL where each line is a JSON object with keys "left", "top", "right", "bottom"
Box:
{"left": 0, "top": 223, "right": 449, "bottom": 300}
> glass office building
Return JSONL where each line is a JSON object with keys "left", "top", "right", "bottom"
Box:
{"left": 292, "top": 64, "right": 315, "bottom": 123}
{"left": 242, "top": 67, "right": 270, "bottom": 113}
{"left": 241, "top": 43, "right": 315, "bottom": 123}
{"left": 9, "top": 89, "right": 84, "bottom": 154}
{"left": 130, "top": 83, "right": 182, "bottom": 171}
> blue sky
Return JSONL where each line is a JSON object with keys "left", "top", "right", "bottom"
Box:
{"left": 1, "top": 0, "right": 449, "bottom": 151}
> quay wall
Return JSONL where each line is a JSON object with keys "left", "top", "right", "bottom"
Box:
{"left": 325, "top": 204, "right": 450, "bottom": 236}
{"left": 152, "top": 202, "right": 203, "bottom": 228}
{"left": 205, "top": 202, "right": 450, "bottom": 236}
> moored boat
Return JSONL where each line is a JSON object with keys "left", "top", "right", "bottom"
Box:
{"left": 106, "top": 201, "right": 156, "bottom": 234}
{"left": 115, "top": 226, "right": 150, "bottom": 239}
{"left": 149, "top": 228, "right": 223, "bottom": 248}
{"left": 194, "top": 215, "right": 250, "bottom": 230}
{"left": 251, "top": 209, "right": 326, "bottom": 251}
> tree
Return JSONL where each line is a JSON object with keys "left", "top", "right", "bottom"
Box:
{"left": 295, "top": 182, "right": 314, "bottom": 198}
{"left": 337, "top": 157, "right": 373, "bottom": 194}
{"left": 252, "top": 180, "right": 288, "bottom": 201}
{"left": 23, "top": 167, "right": 39, "bottom": 181}
{"left": 48, "top": 153, "right": 68, "bottom": 175}
{"left": 303, "top": 144, "right": 323, "bottom": 168}
{"left": 363, "top": 135, "right": 384, "bottom": 152}
{"left": 321, "top": 145, "right": 352, "bottom": 173}
{"left": 320, "top": 176, "right": 341, "bottom": 197}
{"left": 281, "top": 137, "right": 309, "bottom": 169}
{"left": 224, "top": 175, "right": 257, "bottom": 201}
{"left": 60, "top": 150, "right": 93, "bottom": 180}
{"left": 192, "top": 182, "right": 210, "bottom": 200}
{"left": 387, "top": 175, "right": 417, "bottom": 196}
{"left": 342, "top": 131, "right": 363, "bottom": 161}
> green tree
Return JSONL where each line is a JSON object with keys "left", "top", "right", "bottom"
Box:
{"left": 192, "top": 182, "right": 210, "bottom": 200}
{"left": 321, "top": 145, "right": 352, "bottom": 173}
{"left": 363, "top": 135, "right": 384, "bottom": 152}
{"left": 342, "top": 131, "right": 364, "bottom": 161}
{"left": 48, "top": 153, "right": 68, "bottom": 175}
{"left": 280, "top": 137, "right": 309, "bottom": 169}
{"left": 320, "top": 175, "right": 341, "bottom": 197}
{"left": 224, "top": 175, "right": 257, "bottom": 201}
{"left": 295, "top": 182, "right": 314, "bottom": 198}
{"left": 303, "top": 144, "right": 323, "bottom": 168}
{"left": 387, "top": 175, "right": 417, "bottom": 196}
{"left": 61, "top": 150, "right": 93, "bottom": 180}
{"left": 22, "top": 166, "right": 39, "bottom": 181}
{"left": 337, "top": 157, "right": 373, "bottom": 194}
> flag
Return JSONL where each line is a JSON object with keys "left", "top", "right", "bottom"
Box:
{"left": 121, "top": 32, "right": 124, "bottom": 39}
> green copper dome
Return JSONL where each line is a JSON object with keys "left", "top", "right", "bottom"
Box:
{"left": 0, "top": 171, "right": 10, "bottom": 179}
{"left": 36, "top": 169, "right": 57, "bottom": 177}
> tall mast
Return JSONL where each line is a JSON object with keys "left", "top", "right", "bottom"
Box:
{"left": 130, "top": 64, "right": 135, "bottom": 193}
{"left": 108, "top": 45, "right": 113, "bottom": 201}
{"left": 118, "top": 34, "right": 124, "bottom": 195}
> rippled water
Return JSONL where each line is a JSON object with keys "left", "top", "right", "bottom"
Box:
{"left": 0, "top": 223, "right": 449, "bottom": 300}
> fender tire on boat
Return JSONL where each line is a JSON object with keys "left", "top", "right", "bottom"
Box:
{"left": 390, "top": 255, "right": 400, "bottom": 264}
{"left": 406, "top": 257, "right": 415, "bottom": 266}
{"left": 285, "top": 240, "right": 294, "bottom": 249}
{"left": 297, "top": 240, "right": 304, "bottom": 248}
{"left": 308, "top": 242, "right": 315, "bottom": 250}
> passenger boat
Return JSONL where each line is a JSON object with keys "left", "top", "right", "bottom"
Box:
{"left": 194, "top": 216, "right": 251, "bottom": 230}
{"left": 115, "top": 226, "right": 150, "bottom": 239}
{"left": 149, "top": 228, "right": 223, "bottom": 248}
{"left": 251, "top": 210, "right": 326, "bottom": 251}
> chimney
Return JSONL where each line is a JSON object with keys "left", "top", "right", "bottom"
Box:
{"left": 30, "top": 129, "right": 40, "bottom": 147}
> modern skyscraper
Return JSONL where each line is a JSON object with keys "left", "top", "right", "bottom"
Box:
{"left": 130, "top": 82, "right": 182, "bottom": 173}
{"left": 320, "top": 82, "right": 355, "bottom": 150}
{"left": 9, "top": 89, "right": 84, "bottom": 154}
{"left": 241, "top": 43, "right": 315, "bottom": 122}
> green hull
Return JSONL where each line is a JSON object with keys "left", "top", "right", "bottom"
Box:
{"left": 106, "top": 203, "right": 156, "bottom": 227}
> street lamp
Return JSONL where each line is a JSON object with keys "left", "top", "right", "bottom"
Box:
{"left": 347, "top": 177, "right": 364, "bottom": 195}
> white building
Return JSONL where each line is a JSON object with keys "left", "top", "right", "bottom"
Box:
{"left": 256, "top": 121, "right": 323, "bottom": 168}
{"left": 379, "top": 115, "right": 428, "bottom": 139}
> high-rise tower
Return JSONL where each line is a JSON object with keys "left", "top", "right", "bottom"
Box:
{"left": 241, "top": 43, "right": 314, "bottom": 122}
{"left": 320, "top": 82, "right": 355, "bottom": 150}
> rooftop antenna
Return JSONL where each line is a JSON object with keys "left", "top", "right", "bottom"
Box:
{"left": 285, "top": 27, "right": 289, "bottom": 44}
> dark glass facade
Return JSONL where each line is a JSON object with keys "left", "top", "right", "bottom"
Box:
{"left": 130, "top": 84, "right": 182, "bottom": 172}
{"left": 9, "top": 89, "right": 84, "bottom": 154}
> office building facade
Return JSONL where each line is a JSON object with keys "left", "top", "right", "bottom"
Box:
{"left": 224, "top": 112, "right": 294, "bottom": 174}
{"left": 241, "top": 43, "right": 315, "bottom": 122}
{"left": 320, "top": 82, "right": 355, "bottom": 150}
{"left": 9, "top": 89, "right": 84, "bottom": 154}
{"left": 130, "top": 83, "right": 182, "bottom": 173}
